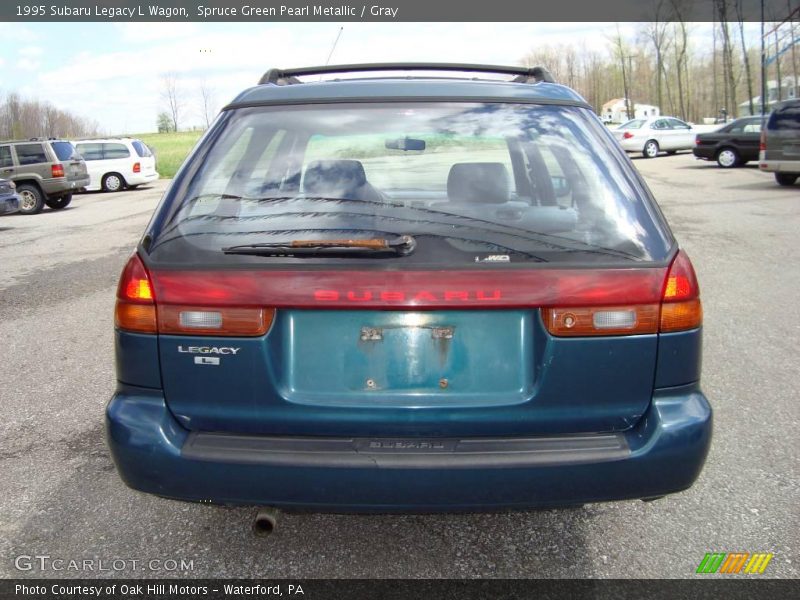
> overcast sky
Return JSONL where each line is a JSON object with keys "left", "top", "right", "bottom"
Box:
{"left": 0, "top": 21, "right": 762, "bottom": 134}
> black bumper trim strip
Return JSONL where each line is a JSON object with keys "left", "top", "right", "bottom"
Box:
{"left": 182, "top": 432, "right": 630, "bottom": 469}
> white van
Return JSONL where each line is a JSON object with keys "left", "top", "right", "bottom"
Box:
{"left": 72, "top": 138, "right": 158, "bottom": 192}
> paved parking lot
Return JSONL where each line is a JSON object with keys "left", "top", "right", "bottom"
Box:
{"left": 0, "top": 155, "right": 797, "bottom": 579}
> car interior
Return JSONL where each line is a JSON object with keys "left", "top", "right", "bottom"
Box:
{"left": 204, "top": 126, "right": 587, "bottom": 236}
{"left": 163, "top": 104, "right": 661, "bottom": 264}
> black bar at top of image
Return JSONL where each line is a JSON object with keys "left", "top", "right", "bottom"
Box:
{"left": 2, "top": 0, "right": 798, "bottom": 22}
{"left": 1, "top": 579, "right": 798, "bottom": 600}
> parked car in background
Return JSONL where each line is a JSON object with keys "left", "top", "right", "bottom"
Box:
{"left": 0, "top": 178, "right": 20, "bottom": 215}
{"left": 107, "top": 63, "right": 711, "bottom": 520}
{"left": 759, "top": 99, "right": 800, "bottom": 186}
{"left": 693, "top": 115, "right": 763, "bottom": 168}
{"left": 72, "top": 138, "right": 159, "bottom": 192}
{"left": 613, "top": 117, "right": 696, "bottom": 158}
{"left": 0, "top": 138, "right": 90, "bottom": 214}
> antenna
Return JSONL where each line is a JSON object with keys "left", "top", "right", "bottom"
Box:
{"left": 324, "top": 27, "right": 344, "bottom": 68}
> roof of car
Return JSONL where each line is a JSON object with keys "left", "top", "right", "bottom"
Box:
{"left": 72, "top": 138, "right": 139, "bottom": 143}
{"left": 773, "top": 98, "right": 800, "bottom": 109}
{"left": 226, "top": 64, "right": 589, "bottom": 109}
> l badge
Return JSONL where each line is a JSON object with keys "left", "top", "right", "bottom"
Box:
{"left": 194, "top": 356, "right": 220, "bottom": 365}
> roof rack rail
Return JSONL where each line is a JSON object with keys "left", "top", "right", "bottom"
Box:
{"left": 258, "top": 63, "right": 556, "bottom": 86}
{"left": 0, "top": 136, "right": 61, "bottom": 143}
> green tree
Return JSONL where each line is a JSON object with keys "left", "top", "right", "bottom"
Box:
{"left": 157, "top": 112, "right": 173, "bottom": 133}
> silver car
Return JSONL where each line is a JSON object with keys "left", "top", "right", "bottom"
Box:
{"left": 613, "top": 117, "right": 696, "bottom": 158}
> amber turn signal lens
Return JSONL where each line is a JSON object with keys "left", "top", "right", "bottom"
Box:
{"left": 660, "top": 298, "right": 703, "bottom": 332}
{"left": 544, "top": 304, "right": 660, "bottom": 337}
{"left": 114, "top": 303, "right": 157, "bottom": 333}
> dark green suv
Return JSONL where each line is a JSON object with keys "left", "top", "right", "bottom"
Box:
{"left": 0, "top": 138, "right": 90, "bottom": 214}
{"left": 759, "top": 99, "right": 800, "bottom": 186}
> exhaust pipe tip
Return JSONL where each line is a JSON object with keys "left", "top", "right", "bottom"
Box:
{"left": 253, "top": 508, "right": 279, "bottom": 536}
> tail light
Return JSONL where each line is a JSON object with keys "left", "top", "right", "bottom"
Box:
{"left": 759, "top": 130, "right": 766, "bottom": 151}
{"left": 622, "top": 131, "right": 634, "bottom": 139}
{"left": 118, "top": 252, "right": 699, "bottom": 338}
{"left": 115, "top": 254, "right": 157, "bottom": 333}
{"left": 695, "top": 136, "right": 700, "bottom": 145}
{"left": 51, "top": 164, "right": 64, "bottom": 178}
{"left": 544, "top": 250, "right": 702, "bottom": 336}
{"left": 660, "top": 250, "right": 702, "bottom": 332}
{"left": 133, "top": 162, "right": 141, "bottom": 173}
{"left": 115, "top": 254, "right": 273, "bottom": 336}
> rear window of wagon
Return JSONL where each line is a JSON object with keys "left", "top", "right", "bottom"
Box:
{"left": 768, "top": 102, "right": 800, "bottom": 130}
{"left": 51, "top": 141, "right": 80, "bottom": 161}
{"left": 148, "top": 102, "right": 672, "bottom": 267}
{"left": 132, "top": 140, "right": 153, "bottom": 157}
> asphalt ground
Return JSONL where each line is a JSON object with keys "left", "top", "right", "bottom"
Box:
{"left": 0, "top": 156, "right": 797, "bottom": 579}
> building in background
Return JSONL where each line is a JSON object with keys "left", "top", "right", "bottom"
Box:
{"left": 738, "top": 76, "right": 799, "bottom": 116}
{"left": 601, "top": 98, "right": 661, "bottom": 123}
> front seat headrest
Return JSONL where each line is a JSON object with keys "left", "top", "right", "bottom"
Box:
{"left": 447, "top": 162, "right": 510, "bottom": 204}
{"left": 303, "top": 160, "right": 368, "bottom": 199}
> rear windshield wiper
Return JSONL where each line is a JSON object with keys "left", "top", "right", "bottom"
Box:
{"left": 222, "top": 235, "right": 416, "bottom": 258}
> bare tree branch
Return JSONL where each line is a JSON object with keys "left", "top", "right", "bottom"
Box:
{"left": 198, "top": 80, "right": 217, "bottom": 129}
{"left": 160, "top": 72, "right": 183, "bottom": 132}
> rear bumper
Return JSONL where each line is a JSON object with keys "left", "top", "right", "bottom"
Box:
{"left": 127, "top": 172, "right": 159, "bottom": 186}
{"left": 618, "top": 138, "right": 643, "bottom": 152}
{"left": 42, "top": 176, "right": 90, "bottom": 196}
{"left": 759, "top": 158, "right": 800, "bottom": 173}
{"left": 692, "top": 147, "right": 714, "bottom": 160}
{"left": 106, "top": 384, "right": 712, "bottom": 511}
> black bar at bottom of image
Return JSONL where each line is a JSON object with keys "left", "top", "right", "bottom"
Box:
{"left": 1, "top": 579, "right": 797, "bottom": 600}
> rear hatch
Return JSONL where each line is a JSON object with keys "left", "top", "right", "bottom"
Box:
{"left": 141, "top": 159, "right": 157, "bottom": 177}
{"left": 132, "top": 139, "right": 158, "bottom": 176}
{"left": 51, "top": 141, "right": 88, "bottom": 184}
{"left": 766, "top": 101, "right": 800, "bottom": 162}
{"left": 133, "top": 101, "right": 679, "bottom": 438}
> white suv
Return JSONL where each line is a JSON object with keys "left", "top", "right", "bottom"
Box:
{"left": 72, "top": 138, "right": 158, "bottom": 192}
